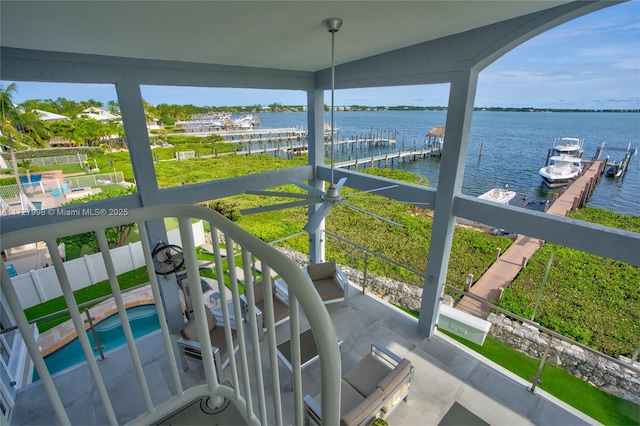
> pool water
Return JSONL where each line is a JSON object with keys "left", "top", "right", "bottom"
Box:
{"left": 8, "top": 201, "right": 42, "bottom": 210}
{"left": 33, "top": 305, "right": 160, "bottom": 382}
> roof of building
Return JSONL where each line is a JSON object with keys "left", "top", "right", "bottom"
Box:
{"left": 34, "top": 109, "right": 70, "bottom": 122}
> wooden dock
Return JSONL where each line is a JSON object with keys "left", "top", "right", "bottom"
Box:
{"left": 335, "top": 148, "right": 441, "bottom": 170}
{"left": 456, "top": 161, "right": 604, "bottom": 317}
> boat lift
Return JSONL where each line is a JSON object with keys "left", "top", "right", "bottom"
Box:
{"left": 596, "top": 142, "right": 636, "bottom": 179}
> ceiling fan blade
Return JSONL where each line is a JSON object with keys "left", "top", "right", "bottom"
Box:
{"left": 341, "top": 201, "right": 405, "bottom": 227}
{"left": 303, "top": 201, "right": 333, "bottom": 233}
{"left": 288, "top": 178, "right": 325, "bottom": 196}
{"left": 333, "top": 177, "right": 348, "bottom": 192}
{"left": 343, "top": 184, "right": 399, "bottom": 198}
{"left": 241, "top": 199, "right": 318, "bottom": 215}
{"left": 247, "top": 189, "right": 319, "bottom": 200}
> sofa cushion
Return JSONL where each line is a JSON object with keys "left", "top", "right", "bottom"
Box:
{"left": 377, "top": 358, "right": 412, "bottom": 396}
{"left": 180, "top": 307, "right": 217, "bottom": 341}
{"left": 208, "top": 324, "right": 237, "bottom": 363}
{"left": 314, "top": 379, "right": 364, "bottom": 416}
{"left": 382, "top": 381, "right": 411, "bottom": 413}
{"left": 307, "top": 261, "right": 336, "bottom": 281}
{"left": 341, "top": 387, "right": 384, "bottom": 426}
{"left": 343, "top": 353, "right": 391, "bottom": 397}
{"left": 313, "top": 278, "right": 344, "bottom": 301}
{"left": 252, "top": 281, "right": 266, "bottom": 303}
{"left": 340, "top": 379, "right": 366, "bottom": 417}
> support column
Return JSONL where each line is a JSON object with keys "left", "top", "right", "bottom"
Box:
{"left": 308, "top": 89, "right": 325, "bottom": 264}
{"left": 116, "top": 81, "right": 184, "bottom": 332}
{"left": 417, "top": 70, "right": 479, "bottom": 337}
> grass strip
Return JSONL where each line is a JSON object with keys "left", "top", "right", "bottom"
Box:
{"left": 396, "top": 305, "right": 639, "bottom": 425}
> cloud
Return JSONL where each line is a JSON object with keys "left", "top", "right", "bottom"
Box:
{"left": 609, "top": 59, "right": 640, "bottom": 70}
{"left": 481, "top": 69, "right": 574, "bottom": 84}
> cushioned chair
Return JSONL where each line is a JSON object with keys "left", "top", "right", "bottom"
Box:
{"left": 306, "top": 260, "right": 349, "bottom": 306}
{"left": 177, "top": 306, "right": 238, "bottom": 379}
{"left": 304, "top": 343, "right": 414, "bottom": 426}
{"left": 241, "top": 280, "right": 289, "bottom": 340}
{"left": 178, "top": 275, "right": 214, "bottom": 320}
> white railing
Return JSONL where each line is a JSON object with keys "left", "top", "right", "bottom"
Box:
{"left": 0, "top": 205, "right": 341, "bottom": 425}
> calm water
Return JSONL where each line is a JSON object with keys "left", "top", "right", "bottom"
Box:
{"left": 254, "top": 111, "right": 639, "bottom": 217}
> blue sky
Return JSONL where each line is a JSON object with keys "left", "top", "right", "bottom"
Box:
{"left": 3, "top": 1, "right": 639, "bottom": 109}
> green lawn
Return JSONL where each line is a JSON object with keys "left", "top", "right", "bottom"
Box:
{"left": 24, "top": 267, "right": 150, "bottom": 332}
{"left": 441, "top": 330, "right": 639, "bottom": 426}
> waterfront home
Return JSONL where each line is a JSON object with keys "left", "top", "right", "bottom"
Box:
{"left": 1, "top": 1, "right": 638, "bottom": 425}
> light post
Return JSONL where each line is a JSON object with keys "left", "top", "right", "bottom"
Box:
{"left": 465, "top": 273, "right": 474, "bottom": 292}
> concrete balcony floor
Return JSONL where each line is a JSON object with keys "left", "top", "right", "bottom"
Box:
{"left": 10, "top": 284, "right": 595, "bottom": 425}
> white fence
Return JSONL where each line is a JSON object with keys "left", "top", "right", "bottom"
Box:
{"left": 175, "top": 150, "right": 196, "bottom": 160}
{"left": 9, "top": 221, "right": 205, "bottom": 309}
{"left": 0, "top": 154, "right": 88, "bottom": 168}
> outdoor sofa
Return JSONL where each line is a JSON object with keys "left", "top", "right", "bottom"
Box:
{"left": 304, "top": 343, "right": 414, "bottom": 426}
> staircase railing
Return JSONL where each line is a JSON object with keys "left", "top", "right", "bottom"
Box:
{"left": 0, "top": 204, "right": 341, "bottom": 425}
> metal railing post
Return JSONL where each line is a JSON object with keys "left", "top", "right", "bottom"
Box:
{"left": 530, "top": 334, "right": 553, "bottom": 393}
{"left": 362, "top": 253, "right": 369, "bottom": 294}
{"left": 84, "top": 309, "right": 105, "bottom": 360}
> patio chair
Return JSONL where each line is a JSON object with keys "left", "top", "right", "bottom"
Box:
{"left": 50, "top": 188, "right": 61, "bottom": 198}
{"left": 178, "top": 275, "right": 214, "bottom": 319}
{"left": 306, "top": 260, "right": 349, "bottom": 306}
{"left": 304, "top": 343, "right": 414, "bottom": 426}
{"left": 240, "top": 280, "right": 289, "bottom": 339}
{"left": 177, "top": 305, "right": 238, "bottom": 379}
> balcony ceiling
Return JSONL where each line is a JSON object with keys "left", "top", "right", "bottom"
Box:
{"left": 1, "top": 0, "right": 570, "bottom": 72}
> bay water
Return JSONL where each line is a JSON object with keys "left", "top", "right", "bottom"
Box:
{"left": 255, "top": 111, "right": 639, "bottom": 217}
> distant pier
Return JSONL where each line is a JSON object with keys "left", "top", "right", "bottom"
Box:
{"left": 335, "top": 147, "right": 441, "bottom": 170}
{"left": 173, "top": 127, "right": 307, "bottom": 142}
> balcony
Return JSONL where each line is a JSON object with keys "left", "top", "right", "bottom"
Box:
{"left": 1, "top": 205, "right": 596, "bottom": 425}
{"left": 7, "top": 285, "right": 594, "bottom": 425}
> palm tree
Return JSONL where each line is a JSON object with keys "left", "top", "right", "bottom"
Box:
{"left": 14, "top": 110, "right": 51, "bottom": 147}
{"left": 0, "top": 83, "right": 26, "bottom": 193}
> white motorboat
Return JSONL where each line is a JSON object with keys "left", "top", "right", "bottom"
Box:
{"left": 233, "top": 115, "right": 256, "bottom": 129}
{"left": 478, "top": 186, "right": 517, "bottom": 204}
{"left": 539, "top": 154, "right": 583, "bottom": 188}
{"left": 552, "top": 137, "right": 584, "bottom": 157}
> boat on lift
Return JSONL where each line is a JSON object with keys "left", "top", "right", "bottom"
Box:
{"left": 551, "top": 137, "right": 584, "bottom": 157}
{"left": 478, "top": 185, "right": 517, "bottom": 205}
{"left": 605, "top": 162, "right": 623, "bottom": 178}
{"left": 539, "top": 154, "right": 583, "bottom": 188}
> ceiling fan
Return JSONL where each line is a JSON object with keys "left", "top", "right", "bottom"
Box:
{"left": 151, "top": 242, "right": 185, "bottom": 276}
{"left": 240, "top": 18, "right": 420, "bottom": 233}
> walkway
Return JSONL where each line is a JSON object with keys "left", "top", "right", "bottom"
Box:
{"left": 456, "top": 161, "right": 603, "bottom": 317}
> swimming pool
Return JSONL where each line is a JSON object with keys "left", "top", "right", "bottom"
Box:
{"left": 8, "top": 201, "right": 42, "bottom": 210}
{"left": 33, "top": 305, "right": 160, "bottom": 382}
